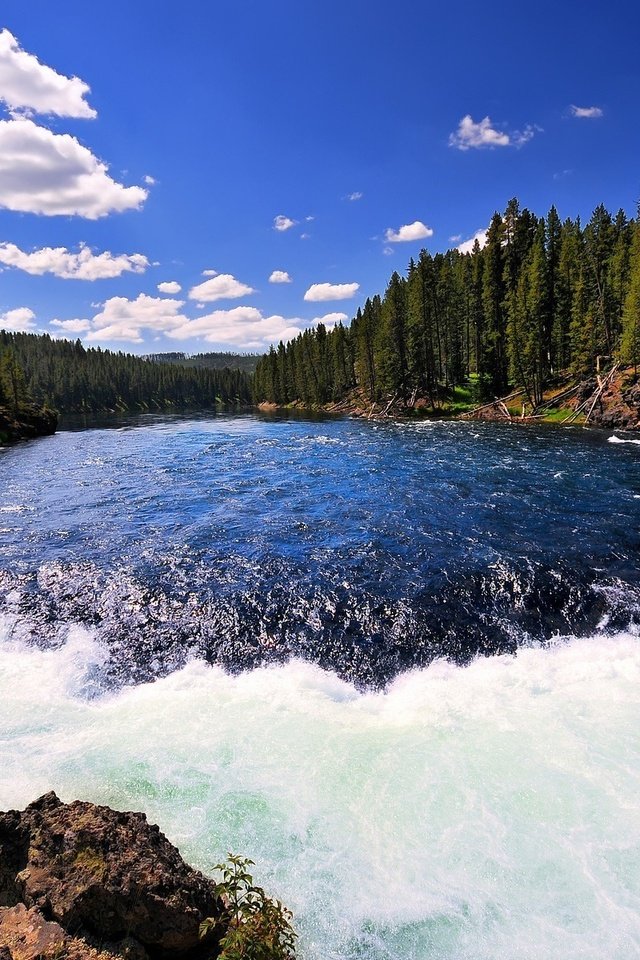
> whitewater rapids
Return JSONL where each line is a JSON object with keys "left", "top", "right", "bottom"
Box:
{"left": 1, "top": 624, "right": 639, "bottom": 960}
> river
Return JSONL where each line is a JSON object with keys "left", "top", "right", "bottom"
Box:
{"left": 1, "top": 413, "right": 639, "bottom": 958}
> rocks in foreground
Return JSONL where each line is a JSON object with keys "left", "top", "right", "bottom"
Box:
{"left": 0, "top": 792, "right": 224, "bottom": 959}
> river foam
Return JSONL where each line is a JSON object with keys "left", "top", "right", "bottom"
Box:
{"left": 1, "top": 625, "right": 639, "bottom": 960}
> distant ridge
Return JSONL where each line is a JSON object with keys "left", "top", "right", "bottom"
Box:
{"left": 144, "top": 351, "right": 260, "bottom": 373}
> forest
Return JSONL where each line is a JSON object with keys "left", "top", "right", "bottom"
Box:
{"left": 144, "top": 351, "right": 261, "bottom": 373}
{"left": 0, "top": 332, "right": 253, "bottom": 413}
{"left": 253, "top": 200, "right": 640, "bottom": 409}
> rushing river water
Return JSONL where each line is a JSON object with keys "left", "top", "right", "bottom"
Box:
{"left": 1, "top": 413, "right": 640, "bottom": 958}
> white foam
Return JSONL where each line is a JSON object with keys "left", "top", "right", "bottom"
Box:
{"left": 608, "top": 435, "right": 640, "bottom": 445}
{"left": 1, "top": 630, "right": 639, "bottom": 959}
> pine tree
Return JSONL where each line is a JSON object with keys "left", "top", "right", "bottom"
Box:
{"left": 620, "top": 219, "right": 640, "bottom": 375}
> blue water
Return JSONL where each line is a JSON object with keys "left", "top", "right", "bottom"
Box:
{"left": 1, "top": 413, "right": 639, "bottom": 688}
{"left": 1, "top": 413, "right": 640, "bottom": 960}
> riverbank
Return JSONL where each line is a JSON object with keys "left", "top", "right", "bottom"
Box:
{"left": 0, "top": 406, "right": 57, "bottom": 445}
{"left": 0, "top": 793, "right": 293, "bottom": 960}
{"left": 258, "top": 368, "right": 640, "bottom": 430}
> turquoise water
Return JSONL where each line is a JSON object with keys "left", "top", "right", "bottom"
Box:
{"left": 1, "top": 414, "right": 639, "bottom": 957}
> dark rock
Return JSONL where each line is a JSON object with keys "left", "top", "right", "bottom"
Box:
{"left": 0, "top": 793, "right": 224, "bottom": 959}
{"left": 0, "top": 812, "right": 29, "bottom": 907}
{"left": 0, "top": 405, "right": 57, "bottom": 445}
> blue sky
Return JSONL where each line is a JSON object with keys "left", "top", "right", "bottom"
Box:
{"left": 0, "top": 0, "right": 638, "bottom": 353}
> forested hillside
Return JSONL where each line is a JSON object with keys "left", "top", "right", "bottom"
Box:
{"left": 144, "top": 351, "right": 260, "bottom": 373}
{"left": 0, "top": 344, "right": 57, "bottom": 442}
{"left": 254, "top": 200, "right": 640, "bottom": 409}
{"left": 1, "top": 332, "right": 253, "bottom": 413}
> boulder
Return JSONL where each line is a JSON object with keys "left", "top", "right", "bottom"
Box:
{"left": 0, "top": 903, "right": 119, "bottom": 959}
{"left": 0, "top": 793, "right": 224, "bottom": 959}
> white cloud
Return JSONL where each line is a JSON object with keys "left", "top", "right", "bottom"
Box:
{"left": 69, "top": 296, "right": 351, "bottom": 351}
{"left": 0, "top": 241, "right": 148, "bottom": 279}
{"left": 273, "top": 214, "right": 297, "bottom": 232}
{"left": 0, "top": 118, "right": 148, "bottom": 218}
{"left": 305, "top": 215, "right": 314, "bottom": 221}
{"left": 300, "top": 233, "right": 311, "bottom": 240}
{"left": 269, "top": 270, "right": 292, "bottom": 283}
{"left": 346, "top": 191, "right": 363, "bottom": 201}
{"left": 385, "top": 220, "right": 433, "bottom": 243}
{"left": 304, "top": 282, "right": 360, "bottom": 302}
{"left": 167, "top": 307, "right": 351, "bottom": 349}
{"left": 0, "top": 29, "right": 96, "bottom": 119}
{"left": 570, "top": 104, "right": 603, "bottom": 119}
{"left": 383, "top": 247, "right": 394, "bottom": 256}
{"left": 167, "top": 306, "right": 304, "bottom": 349}
{"left": 87, "top": 293, "right": 188, "bottom": 343}
{"left": 448, "top": 115, "right": 536, "bottom": 151}
{"left": 188, "top": 273, "right": 255, "bottom": 302}
{"left": 457, "top": 228, "right": 489, "bottom": 255}
{"left": 0, "top": 306, "right": 37, "bottom": 331}
{"left": 314, "top": 312, "right": 348, "bottom": 329}
{"left": 202, "top": 269, "right": 218, "bottom": 277}
{"left": 50, "top": 318, "right": 91, "bottom": 333}
{"left": 157, "top": 280, "right": 181, "bottom": 294}
{"left": 143, "top": 174, "right": 156, "bottom": 184}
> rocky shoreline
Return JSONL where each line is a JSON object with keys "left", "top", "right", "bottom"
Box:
{"left": 0, "top": 794, "right": 229, "bottom": 959}
{"left": 0, "top": 406, "right": 58, "bottom": 445}
{"left": 258, "top": 368, "right": 640, "bottom": 430}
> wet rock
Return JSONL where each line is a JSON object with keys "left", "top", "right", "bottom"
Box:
{"left": 0, "top": 793, "right": 224, "bottom": 959}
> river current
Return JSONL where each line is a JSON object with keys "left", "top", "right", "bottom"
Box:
{"left": 1, "top": 413, "right": 639, "bottom": 958}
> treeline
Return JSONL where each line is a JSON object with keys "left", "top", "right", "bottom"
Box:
{"left": 144, "top": 351, "right": 261, "bottom": 373}
{"left": 0, "top": 345, "right": 32, "bottom": 415}
{"left": 0, "top": 332, "right": 253, "bottom": 413}
{"left": 254, "top": 199, "right": 640, "bottom": 408}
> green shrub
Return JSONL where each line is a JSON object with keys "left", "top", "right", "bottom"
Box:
{"left": 200, "top": 854, "right": 296, "bottom": 960}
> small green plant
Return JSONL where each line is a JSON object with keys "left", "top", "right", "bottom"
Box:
{"left": 200, "top": 854, "right": 296, "bottom": 960}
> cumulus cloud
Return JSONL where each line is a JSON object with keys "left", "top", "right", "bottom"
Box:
{"left": 273, "top": 214, "right": 297, "bottom": 232}
{"left": 457, "top": 228, "right": 489, "bottom": 255}
{"left": 314, "top": 312, "right": 348, "bottom": 329}
{"left": 167, "top": 306, "right": 304, "bottom": 349}
{"left": 385, "top": 220, "right": 434, "bottom": 243}
{"left": 0, "top": 29, "right": 96, "bottom": 119}
{"left": 570, "top": 104, "right": 603, "bottom": 119}
{"left": 188, "top": 273, "right": 255, "bottom": 302}
{"left": 0, "top": 118, "right": 147, "bottom": 218}
{"left": 0, "top": 241, "right": 148, "bottom": 279}
{"left": 304, "top": 282, "right": 360, "bottom": 302}
{"left": 202, "top": 269, "right": 218, "bottom": 276}
{"left": 71, "top": 295, "right": 351, "bottom": 350}
{"left": 167, "top": 307, "right": 350, "bottom": 349}
{"left": 269, "top": 270, "right": 292, "bottom": 283}
{"left": 143, "top": 174, "right": 156, "bottom": 184}
{"left": 346, "top": 191, "right": 363, "bottom": 201}
{"left": 50, "top": 318, "right": 91, "bottom": 333}
{"left": 449, "top": 114, "right": 536, "bottom": 150}
{"left": 0, "top": 306, "right": 37, "bottom": 331}
{"left": 157, "top": 280, "right": 181, "bottom": 294}
{"left": 87, "top": 293, "right": 189, "bottom": 343}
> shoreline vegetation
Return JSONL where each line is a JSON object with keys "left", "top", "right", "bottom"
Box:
{"left": 0, "top": 793, "right": 296, "bottom": 960}
{"left": 258, "top": 364, "right": 640, "bottom": 430}
{"left": 2, "top": 197, "right": 640, "bottom": 441}
{"left": 254, "top": 199, "right": 640, "bottom": 430}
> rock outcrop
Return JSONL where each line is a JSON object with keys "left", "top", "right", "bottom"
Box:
{"left": 0, "top": 406, "right": 57, "bottom": 445}
{"left": 0, "top": 793, "right": 224, "bottom": 959}
{"left": 587, "top": 373, "right": 640, "bottom": 429}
